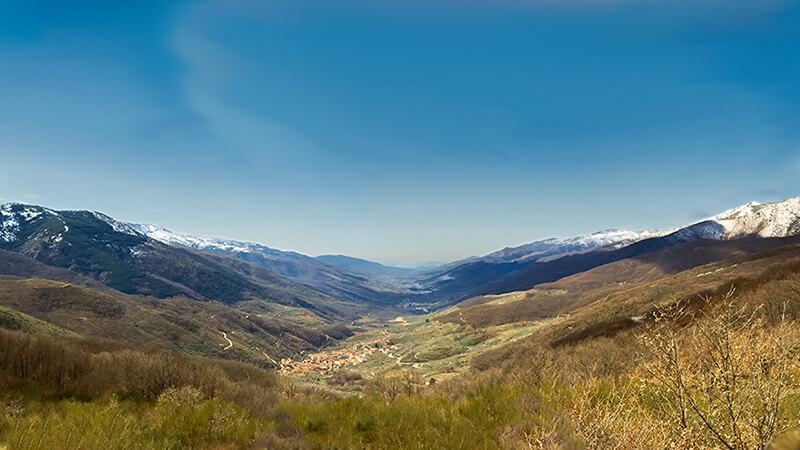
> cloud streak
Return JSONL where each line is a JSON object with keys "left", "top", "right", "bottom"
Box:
{"left": 170, "top": 3, "right": 323, "bottom": 173}
{"left": 192, "top": 0, "right": 790, "bottom": 17}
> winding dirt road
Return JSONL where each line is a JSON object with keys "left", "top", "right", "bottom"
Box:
{"left": 221, "top": 332, "right": 233, "bottom": 350}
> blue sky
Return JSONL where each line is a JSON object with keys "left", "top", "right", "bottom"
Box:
{"left": 1, "top": 0, "right": 799, "bottom": 264}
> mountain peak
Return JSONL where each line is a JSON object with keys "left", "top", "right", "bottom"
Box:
{"left": 709, "top": 196, "right": 800, "bottom": 239}
{"left": 0, "top": 203, "right": 59, "bottom": 243}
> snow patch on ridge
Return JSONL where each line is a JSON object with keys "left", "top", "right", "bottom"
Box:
{"left": 129, "top": 224, "right": 258, "bottom": 254}
{"left": 93, "top": 212, "right": 142, "bottom": 236}
{"left": 0, "top": 203, "right": 51, "bottom": 242}
{"left": 484, "top": 228, "right": 669, "bottom": 264}
{"left": 0, "top": 204, "right": 21, "bottom": 242}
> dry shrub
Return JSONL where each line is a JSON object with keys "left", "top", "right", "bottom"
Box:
{"left": 567, "top": 379, "right": 697, "bottom": 449}
{"left": 496, "top": 421, "right": 570, "bottom": 449}
{"left": 426, "top": 369, "right": 502, "bottom": 401}
{"left": 364, "top": 371, "right": 425, "bottom": 401}
{"left": 157, "top": 385, "right": 205, "bottom": 406}
{"left": 641, "top": 289, "right": 800, "bottom": 450}
{"left": 0, "top": 328, "right": 288, "bottom": 425}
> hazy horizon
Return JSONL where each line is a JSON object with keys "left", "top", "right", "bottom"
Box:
{"left": 2, "top": 195, "right": 797, "bottom": 267}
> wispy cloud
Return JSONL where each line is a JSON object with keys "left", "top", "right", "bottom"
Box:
{"left": 170, "top": 3, "right": 322, "bottom": 171}
{"left": 193, "top": 0, "right": 790, "bottom": 16}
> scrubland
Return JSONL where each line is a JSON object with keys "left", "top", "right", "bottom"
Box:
{"left": 2, "top": 276, "right": 800, "bottom": 448}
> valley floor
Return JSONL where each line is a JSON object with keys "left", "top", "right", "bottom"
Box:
{"left": 282, "top": 312, "right": 561, "bottom": 394}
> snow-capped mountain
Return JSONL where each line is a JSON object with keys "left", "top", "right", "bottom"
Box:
{"left": 0, "top": 203, "right": 72, "bottom": 249}
{"left": 481, "top": 228, "right": 667, "bottom": 264}
{"left": 708, "top": 197, "right": 800, "bottom": 239}
{"left": 4, "top": 195, "right": 798, "bottom": 309}
{"left": 480, "top": 196, "right": 800, "bottom": 265}
{"left": 5, "top": 196, "right": 800, "bottom": 271}
{"left": 127, "top": 223, "right": 285, "bottom": 255}
{"left": 93, "top": 211, "right": 143, "bottom": 237}
{"left": 125, "top": 222, "right": 416, "bottom": 304}
{"left": 115, "top": 195, "right": 800, "bottom": 276}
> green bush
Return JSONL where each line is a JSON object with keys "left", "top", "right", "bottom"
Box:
{"left": 1, "top": 389, "right": 273, "bottom": 449}
{"left": 285, "top": 383, "right": 520, "bottom": 449}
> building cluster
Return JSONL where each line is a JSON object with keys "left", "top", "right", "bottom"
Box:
{"left": 280, "top": 336, "right": 398, "bottom": 376}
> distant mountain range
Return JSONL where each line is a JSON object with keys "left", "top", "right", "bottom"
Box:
{"left": 410, "top": 196, "right": 800, "bottom": 307}
{"left": 0, "top": 204, "right": 355, "bottom": 319}
{"left": 2, "top": 196, "right": 800, "bottom": 313}
{"left": 314, "top": 254, "right": 417, "bottom": 278}
{"left": 1, "top": 195, "right": 800, "bottom": 364}
{"left": 124, "top": 223, "right": 417, "bottom": 306}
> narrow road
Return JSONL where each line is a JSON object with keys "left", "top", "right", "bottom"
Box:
{"left": 380, "top": 348, "right": 423, "bottom": 369}
{"left": 222, "top": 331, "right": 233, "bottom": 350}
{"left": 262, "top": 351, "right": 278, "bottom": 365}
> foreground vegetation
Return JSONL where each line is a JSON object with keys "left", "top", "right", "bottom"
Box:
{"left": 284, "top": 278, "right": 800, "bottom": 449}
{"left": 2, "top": 272, "right": 800, "bottom": 448}
{"left": 0, "top": 329, "right": 307, "bottom": 448}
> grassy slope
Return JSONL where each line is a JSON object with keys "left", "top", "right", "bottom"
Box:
{"left": 300, "top": 238, "right": 800, "bottom": 393}
{"left": 438, "top": 237, "right": 800, "bottom": 329}
{"left": 0, "top": 304, "right": 75, "bottom": 336}
{"left": 464, "top": 239, "right": 800, "bottom": 370}
{"left": 284, "top": 311, "right": 556, "bottom": 396}
{"left": 0, "top": 276, "right": 354, "bottom": 365}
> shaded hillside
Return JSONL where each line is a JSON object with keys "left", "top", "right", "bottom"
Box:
{"left": 547, "top": 239, "right": 800, "bottom": 347}
{"left": 537, "top": 234, "right": 800, "bottom": 292}
{"left": 420, "top": 222, "right": 724, "bottom": 306}
{"left": 0, "top": 204, "right": 363, "bottom": 321}
{"left": 0, "top": 276, "right": 353, "bottom": 363}
{"left": 130, "top": 223, "right": 417, "bottom": 306}
{"left": 201, "top": 247, "right": 413, "bottom": 306}
{"left": 441, "top": 236, "right": 800, "bottom": 340}
{"left": 0, "top": 248, "right": 110, "bottom": 289}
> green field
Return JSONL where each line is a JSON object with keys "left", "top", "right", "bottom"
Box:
{"left": 287, "top": 310, "right": 560, "bottom": 393}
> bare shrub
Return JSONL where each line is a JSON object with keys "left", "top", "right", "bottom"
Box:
{"left": 364, "top": 371, "right": 425, "bottom": 401}
{"left": 568, "top": 380, "right": 690, "bottom": 449}
{"left": 642, "top": 288, "right": 800, "bottom": 449}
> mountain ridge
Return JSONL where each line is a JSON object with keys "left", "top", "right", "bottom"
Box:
{"left": 3, "top": 195, "right": 799, "bottom": 311}
{"left": 0, "top": 203, "right": 363, "bottom": 321}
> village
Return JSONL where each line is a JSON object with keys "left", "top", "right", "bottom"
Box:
{"left": 279, "top": 334, "right": 400, "bottom": 376}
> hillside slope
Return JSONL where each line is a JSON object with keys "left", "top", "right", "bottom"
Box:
{"left": 129, "top": 223, "right": 416, "bottom": 305}
{"left": 0, "top": 276, "right": 353, "bottom": 364}
{"left": 439, "top": 235, "right": 800, "bottom": 336}
{"left": 0, "top": 303, "right": 76, "bottom": 336}
{"left": 0, "top": 204, "right": 363, "bottom": 320}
